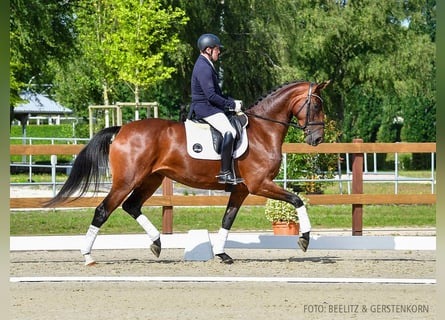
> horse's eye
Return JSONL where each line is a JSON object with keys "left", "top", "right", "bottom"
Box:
{"left": 314, "top": 102, "right": 322, "bottom": 112}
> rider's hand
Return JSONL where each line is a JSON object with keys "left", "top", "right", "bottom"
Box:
{"left": 224, "top": 99, "right": 236, "bottom": 112}
{"left": 234, "top": 100, "right": 242, "bottom": 112}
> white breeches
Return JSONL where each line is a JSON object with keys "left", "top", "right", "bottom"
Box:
{"left": 204, "top": 113, "right": 237, "bottom": 139}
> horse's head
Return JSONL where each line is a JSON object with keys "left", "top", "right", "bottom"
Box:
{"left": 291, "top": 80, "right": 331, "bottom": 146}
{"left": 245, "top": 80, "right": 331, "bottom": 146}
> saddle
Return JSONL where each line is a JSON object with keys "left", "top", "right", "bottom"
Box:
{"left": 184, "top": 112, "right": 249, "bottom": 160}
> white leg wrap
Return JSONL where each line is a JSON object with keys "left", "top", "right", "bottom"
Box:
{"left": 213, "top": 228, "right": 229, "bottom": 255}
{"left": 81, "top": 225, "right": 100, "bottom": 255}
{"left": 297, "top": 205, "right": 311, "bottom": 234}
{"left": 83, "top": 254, "right": 96, "bottom": 266}
{"left": 136, "top": 214, "right": 160, "bottom": 242}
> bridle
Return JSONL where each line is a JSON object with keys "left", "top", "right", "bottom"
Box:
{"left": 244, "top": 82, "right": 325, "bottom": 131}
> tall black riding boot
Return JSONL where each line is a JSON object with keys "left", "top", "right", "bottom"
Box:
{"left": 216, "top": 132, "right": 244, "bottom": 185}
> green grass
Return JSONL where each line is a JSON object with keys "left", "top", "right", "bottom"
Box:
{"left": 10, "top": 204, "right": 435, "bottom": 236}
{"left": 320, "top": 181, "right": 434, "bottom": 195}
{"left": 10, "top": 173, "right": 69, "bottom": 183}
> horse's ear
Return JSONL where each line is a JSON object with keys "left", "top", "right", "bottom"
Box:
{"left": 317, "top": 79, "right": 332, "bottom": 90}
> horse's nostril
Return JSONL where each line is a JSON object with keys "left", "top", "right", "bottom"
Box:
{"left": 314, "top": 137, "right": 323, "bottom": 145}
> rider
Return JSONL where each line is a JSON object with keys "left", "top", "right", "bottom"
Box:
{"left": 188, "top": 33, "right": 244, "bottom": 185}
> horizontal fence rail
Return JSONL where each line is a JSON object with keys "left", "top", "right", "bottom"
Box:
{"left": 9, "top": 194, "right": 436, "bottom": 209}
{"left": 10, "top": 142, "right": 436, "bottom": 235}
{"left": 10, "top": 142, "right": 437, "bottom": 155}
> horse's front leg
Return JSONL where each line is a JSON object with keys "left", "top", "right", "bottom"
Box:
{"left": 294, "top": 199, "right": 311, "bottom": 252}
{"left": 213, "top": 187, "right": 249, "bottom": 264}
{"left": 252, "top": 180, "right": 311, "bottom": 252}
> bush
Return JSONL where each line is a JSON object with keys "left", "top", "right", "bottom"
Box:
{"left": 10, "top": 124, "right": 83, "bottom": 163}
{"left": 283, "top": 117, "right": 341, "bottom": 193}
{"left": 10, "top": 124, "right": 75, "bottom": 140}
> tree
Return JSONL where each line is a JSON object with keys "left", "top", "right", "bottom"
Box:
{"left": 13, "top": 0, "right": 434, "bottom": 146}
{"left": 10, "top": 0, "right": 77, "bottom": 106}
{"left": 277, "top": 0, "right": 435, "bottom": 142}
{"left": 103, "top": 0, "right": 188, "bottom": 107}
{"left": 50, "top": 0, "right": 188, "bottom": 122}
{"left": 72, "top": 0, "right": 120, "bottom": 108}
{"left": 164, "top": 0, "right": 309, "bottom": 109}
{"left": 49, "top": 58, "right": 104, "bottom": 117}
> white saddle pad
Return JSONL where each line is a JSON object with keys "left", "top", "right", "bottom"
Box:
{"left": 184, "top": 119, "right": 248, "bottom": 160}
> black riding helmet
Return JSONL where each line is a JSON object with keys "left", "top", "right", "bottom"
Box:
{"left": 197, "top": 33, "right": 224, "bottom": 51}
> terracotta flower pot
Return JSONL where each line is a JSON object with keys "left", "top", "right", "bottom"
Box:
{"left": 272, "top": 221, "right": 299, "bottom": 235}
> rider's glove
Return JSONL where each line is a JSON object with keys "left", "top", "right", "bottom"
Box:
{"left": 224, "top": 99, "right": 243, "bottom": 113}
{"left": 234, "top": 100, "right": 242, "bottom": 113}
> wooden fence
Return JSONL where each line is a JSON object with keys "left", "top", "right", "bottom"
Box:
{"left": 10, "top": 141, "right": 436, "bottom": 235}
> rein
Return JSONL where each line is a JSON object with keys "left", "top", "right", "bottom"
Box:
{"left": 243, "top": 112, "right": 305, "bottom": 129}
{"left": 244, "top": 82, "right": 324, "bottom": 130}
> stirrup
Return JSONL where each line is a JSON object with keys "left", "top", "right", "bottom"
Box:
{"left": 216, "top": 171, "right": 244, "bottom": 185}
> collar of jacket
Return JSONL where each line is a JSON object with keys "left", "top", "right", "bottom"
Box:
{"left": 200, "top": 53, "right": 215, "bottom": 70}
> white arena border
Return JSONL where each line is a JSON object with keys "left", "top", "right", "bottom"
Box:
{"left": 10, "top": 232, "right": 436, "bottom": 251}
{"left": 10, "top": 276, "right": 436, "bottom": 285}
{"left": 11, "top": 232, "right": 436, "bottom": 285}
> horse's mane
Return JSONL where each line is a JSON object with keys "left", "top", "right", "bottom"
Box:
{"left": 247, "top": 80, "right": 306, "bottom": 110}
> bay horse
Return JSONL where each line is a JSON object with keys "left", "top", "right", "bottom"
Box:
{"left": 45, "top": 80, "right": 331, "bottom": 265}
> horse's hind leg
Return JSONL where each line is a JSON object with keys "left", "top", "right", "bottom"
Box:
{"left": 122, "top": 173, "right": 164, "bottom": 258}
{"left": 82, "top": 188, "right": 132, "bottom": 266}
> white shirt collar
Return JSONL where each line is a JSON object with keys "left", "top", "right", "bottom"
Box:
{"left": 200, "top": 53, "right": 214, "bottom": 69}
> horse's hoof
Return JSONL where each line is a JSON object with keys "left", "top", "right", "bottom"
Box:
{"left": 297, "top": 237, "right": 309, "bottom": 252}
{"left": 150, "top": 238, "right": 161, "bottom": 258}
{"left": 215, "top": 253, "right": 234, "bottom": 264}
{"left": 84, "top": 254, "right": 96, "bottom": 266}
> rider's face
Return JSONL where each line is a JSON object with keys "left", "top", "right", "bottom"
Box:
{"left": 206, "top": 46, "right": 221, "bottom": 61}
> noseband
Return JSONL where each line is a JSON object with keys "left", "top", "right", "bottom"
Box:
{"left": 245, "top": 82, "right": 325, "bottom": 131}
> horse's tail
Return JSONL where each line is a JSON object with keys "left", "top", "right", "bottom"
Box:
{"left": 44, "top": 126, "right": 122, "bottom": 207}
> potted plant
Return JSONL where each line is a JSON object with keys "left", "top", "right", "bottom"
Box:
{"left": 264, "top": 192, "right": 309, "bottom": 235}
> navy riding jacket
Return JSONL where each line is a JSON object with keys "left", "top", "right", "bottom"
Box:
{"left": 189, "top": 55, "right": 235, "bottom": 119}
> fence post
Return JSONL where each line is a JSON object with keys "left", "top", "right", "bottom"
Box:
{"left": 162, "top": 178, "right": 174, "bottom": 234}
{"left": 51, "top": 155, "right": 57, "bottom": 197}
{"left": 352, "top": 139, "right": 363, "bottom": 236}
